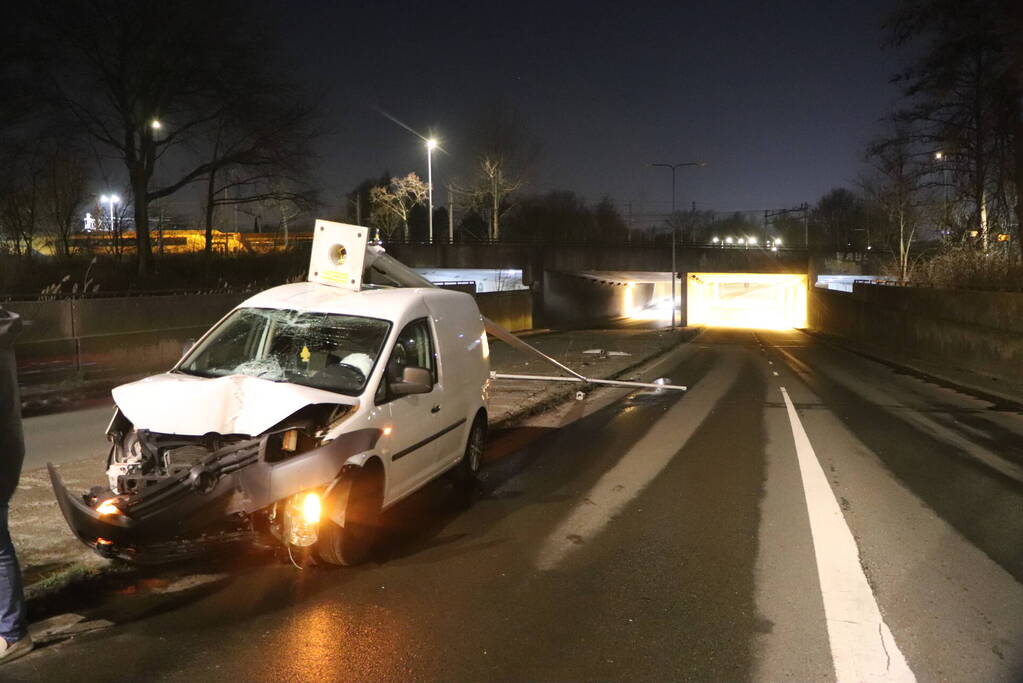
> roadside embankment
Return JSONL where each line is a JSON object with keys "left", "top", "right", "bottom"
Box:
{"left": 9, "top": 325, "right": 695, "bottom": 607}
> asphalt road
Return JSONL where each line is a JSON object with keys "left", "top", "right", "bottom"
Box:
{"left": 22, "top": 402, "right": 114, "bottom": 471}
{"left": 7, "top": 328, "right": 1023, "bottom": 681}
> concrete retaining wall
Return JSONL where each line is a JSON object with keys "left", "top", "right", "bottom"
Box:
{"left": 538, "top": 271, "right": 656, "bottom": 327}
{"left": 809, "top": 283, "right": 1023, "bottom": 385}
{"left": 9, "top": 293, "right": 249, "bottom": 386}
{"left": 10, "top": 288, "right": 534, "bottom": 389}
{"left": 477, "top": 290, "right": 532, "bottom": 332}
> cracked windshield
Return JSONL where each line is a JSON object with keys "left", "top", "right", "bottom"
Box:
{"left": 177, "top": 308, "right": 390, "bottom": 395}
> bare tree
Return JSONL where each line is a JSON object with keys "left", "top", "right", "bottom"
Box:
{"left": 887, "top": 0, "right": 1023, "bottom": 259}
{"left": 864, "top": 122, "right": 927, "bottom": 282}
{"left": 370, "top": 173, "right": 428, "bottom": 241}
{"left": 455, "top": 100, "right": 541, "bottom": 240}
{"left": 196, "top": 86, "right": 320, "bottom": 254}
{"left": 41, "top": 143, "right": 88, "bottom": 259}
{"left": 31, "top": 0, "right": 313, "bottom": 276}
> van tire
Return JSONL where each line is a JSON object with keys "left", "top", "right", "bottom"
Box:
{"left": 317, "top": 467, "right": 383, "bottom": 566}
{"left": 454, "top": 415, "right": 486, "bottom": 507}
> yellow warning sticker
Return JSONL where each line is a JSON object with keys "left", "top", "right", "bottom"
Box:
{"left": 320, "top": 270, "right": 349, "bottom": 283}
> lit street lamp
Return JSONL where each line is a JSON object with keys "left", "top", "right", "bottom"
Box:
{"left": 426, "top": 138, "right": 438, "bottom": 244}
{"left": 652, "top": 160, "right": 707, "bottom": 329}
{"left": 99, "top": 194, "right": 120, "bottom": 232}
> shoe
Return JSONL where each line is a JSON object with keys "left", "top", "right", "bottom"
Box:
{"left": 0, "top": 635, "right": 33, "bottom": 665}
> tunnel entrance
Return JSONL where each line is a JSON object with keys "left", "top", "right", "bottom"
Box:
{"left": 687, "top": 272, "right": 807, "bottom": 329}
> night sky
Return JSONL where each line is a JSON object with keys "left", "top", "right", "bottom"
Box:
{"left": 272, "top": 0, "right": 901, "bottom": 216}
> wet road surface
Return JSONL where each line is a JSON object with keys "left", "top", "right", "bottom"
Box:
{"left": 7, "top": 328, "right": 1023, "bottom": 681}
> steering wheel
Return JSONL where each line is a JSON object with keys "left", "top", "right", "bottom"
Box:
{"left": 319, "top": 362, "right": 365, "bottom": 388}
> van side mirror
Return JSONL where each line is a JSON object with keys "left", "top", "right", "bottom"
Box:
{"left": 390, "top": 366, "right": 432, "bottom": 396}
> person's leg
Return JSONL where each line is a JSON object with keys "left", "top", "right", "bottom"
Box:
{"left": 0, "top": 503, "right": 26, "bottom": 645}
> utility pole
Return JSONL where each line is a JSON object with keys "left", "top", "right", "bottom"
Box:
{"left": 652, "top": 161, "right": 707, "bottom": 330}
{"left": 355, "top": 194, "right": 361, "bottom": 226}
{"left": 448, "top": 186, "right": 454, "bottom": 243}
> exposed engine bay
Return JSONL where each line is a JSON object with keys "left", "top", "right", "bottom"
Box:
{"left": 103, "top": 405, "right": 340, "bottom": 497}
{"left": 48, "top": 401, "right": 380, "bottom": 564}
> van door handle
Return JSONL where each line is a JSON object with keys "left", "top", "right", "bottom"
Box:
{"left": 431, "top": 404, "right": 441, "bottom": 413}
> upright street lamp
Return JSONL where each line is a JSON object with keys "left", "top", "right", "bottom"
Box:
{"left": 652, "top": 161, "right": 707, "bottom": 329}
{"left": 426, "top": 138, "right": 438, "bottom": 244}
{"left": 99, "top": 194, "right": 120, "bottom": 232}
{"left": 934, "top": 150, "right": 949, "bottom": 237}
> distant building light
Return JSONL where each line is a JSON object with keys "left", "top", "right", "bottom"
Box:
{"left": 969, "top": 230, "right": 979, "bottom": 237}
{"left": 725, "top": 236, "right": 734, "bottom": 244}
{"left": 748, "top": 236, "right": 758, "bottom": 245}
{"left": 774, "top": 237, "right": 782, "bottom": 246}
{"left": 711, "top": 236, "right": 720, "bottom": 244}
{"left": 997, "top": 233, "right": 1010, "bottom": 242}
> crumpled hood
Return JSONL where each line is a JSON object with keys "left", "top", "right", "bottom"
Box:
{"left": 112, "top": 373, "right": 357, "bottom": 436}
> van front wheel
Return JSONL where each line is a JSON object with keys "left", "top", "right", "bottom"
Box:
{"left": 317, "top": 467, "right": 383, "bottom": 566}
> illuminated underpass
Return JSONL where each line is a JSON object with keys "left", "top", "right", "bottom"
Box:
{"left": 551, "top": 271, "right": 808, "bottom": 328}
{"left": 687, "top": 272, "right": 807, "bottom": 329}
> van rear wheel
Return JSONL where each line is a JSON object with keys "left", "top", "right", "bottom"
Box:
{"left": 453, "top": 416, "right": 486, "bottom": 507}
{"left": 317, "top": 467, "right": 383, "bottom": 566}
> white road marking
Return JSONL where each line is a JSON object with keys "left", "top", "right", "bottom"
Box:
{"left": 780, "top": 386, "right": 915, "bottom": 682}
{"left": 534, "top": 359, "right": 740, "bottom": 571}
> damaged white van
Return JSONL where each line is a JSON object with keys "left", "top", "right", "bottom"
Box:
{"left": 49, "top": 222, "right": 490, "bottom": 566}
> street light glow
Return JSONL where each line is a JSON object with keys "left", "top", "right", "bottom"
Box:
{"left": 725, "top": 236, "right": 734, "bottom": 244}
{"left": 774, "top": 237, "right": 782, "bottom": 246}
{"left": 426, "top": 137, "right": 438, "bottom": 150}
{"left": 934, "top": 151, "right": 943, "bottom": 160}
{"left": 748, "top": 236, "right": 758, "bottom": 245}
{"left": 711, "top": 236, "right": 720, "bottom": 243}
{"left": 151, "top": 120, "right": 162, "bottom": 130}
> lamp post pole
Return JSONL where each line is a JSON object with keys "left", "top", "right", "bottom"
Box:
{"left": 100, "top": 194, "right": 120, "bottom": 232}
{"left": 426, "top": 138, "right": 438, "bottom": 244}
{"left": 652, "top": 161, "right": 706, "bottom": 329}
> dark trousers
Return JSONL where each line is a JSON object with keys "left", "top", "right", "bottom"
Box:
{"left": 0, "top": 503, "right": 25, "bottom": 643}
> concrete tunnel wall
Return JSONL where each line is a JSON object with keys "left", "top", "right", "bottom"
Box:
{"left": 809, "top": 283, "right": 1023, "bottom": 387}
{"left": 536, "top": 271, "right": 658, "bottom": 328}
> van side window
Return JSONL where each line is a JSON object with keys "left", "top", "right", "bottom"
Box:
{"left": 379, "top": 318, "right": 437, "bottom": 402}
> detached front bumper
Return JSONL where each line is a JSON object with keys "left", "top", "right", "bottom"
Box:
{"left": 48, "top": 463, "right": 248, "bottom": 563}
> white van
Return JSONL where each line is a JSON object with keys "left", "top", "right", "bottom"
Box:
{"left": 50, "top": 224, "right": 490, "bottom": 566}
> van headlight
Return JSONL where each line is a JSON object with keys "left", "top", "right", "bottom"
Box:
{"left": 283, "top": 491, "right": 322, "bottom": 547}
